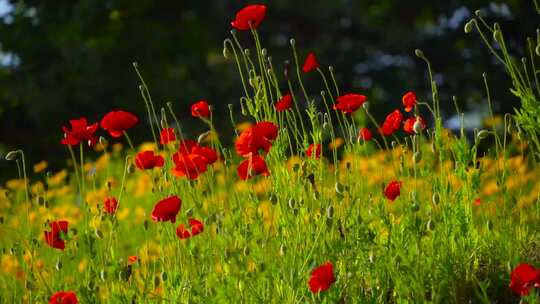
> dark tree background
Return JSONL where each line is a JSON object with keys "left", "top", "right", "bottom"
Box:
{"left": 0, "top": 0, "right": 536, "bottom": 179}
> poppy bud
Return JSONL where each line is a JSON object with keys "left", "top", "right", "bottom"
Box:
{"left": 427, "top": 219, "right": 435, "bottom": 231}
{"left": 486, "top": 220, "right": 493, "bottom": 231}
{"left": 127, "top": 162, "right": 135, "bottom": 174}
{"left": 261, "top": 48, "right": 267, "bottom": 57}
{"left": 432, "top": 193, "right": 440, "bottom": 205}
{"left": 362, "top": 102, "right": 370, "bottom": 110}
{"left": 335, "top": 182, "right": 346, "bottom": 194}
{"left": 223, "top": 45, "right": 230, "bottom": 59}
{"left": 413, "top": 120, "right": 424, "bottom": 134}
{"left": 5, "top": 150, "right": 18, "bottom": 161}
{"left": 391, "top": 141, "right": 398, "bottom": 149}
{"left": 328, "top": 66, "right": 334, "bottom": 72}
{"left": 248, "top": 77, "right": 256, "bottom": 88}
{"left": 37, "top": 196, "right": 45, "bottom": 206}
{"left": 161, "top": 271, "right": 168, "bottom": 281}
{"left": 284, "top": 60, "right": 291, "bottom": 79}
{"left": 266, "top": 68, "right": 272, "bottom": 77}
{"left": 243, "top": 246, "right": 250, "bottom": 256}
{"left": 98, "top": 137, "right": 108, "bottom": 149}
{"left": 100, "top": 269, "right": 107, "bottom": 281}
{"left": 414, "top": 49, "right": 424, "bottom": 58}
{"left": 95, "top": 229, "right": 103, "bottom": 239}
{"left": 326, "top": 206, "right": 334, "bottom": 219}
{"left": 477, "top": 130, "right": 489, "bottom": 140}
{"left": 464, "top": 20, "right": 474, "bottom": 33}
{"left": 475, "top": 10, "right": 481, "bottom": 16}
{"left": 279, "top": 244, "right": 286, "bottom": 256}
{"left": 413, "top": 151, "right": 422, "bottom": 163}
{"left": 55, "top": 259, "right": 62, "bottom": 271}
{"left": 289, "top": 38, "right": 296, "bottom": 46}
{"left": 244, "top": 49, "right": 250, "bottom": 56}
{"left": 197, "top": 131, "right": 211, "bottom": 144}
{"left": 411, "top": 201, "right": 420, "bottom": 212}
{"left": 536, "top": 45, "right": 540, "bottom": 57}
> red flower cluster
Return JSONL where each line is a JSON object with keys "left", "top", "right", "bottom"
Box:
{"left": 44, "top": 220, "right": 68, "bottom": 250}
{"left": 510, "top": 263, "right": 540, "bottom": 296}
{"left": 380, "top": 109, "right": 403, "bottom": 136}
{"left": 303, "top": 52, "right": 320, "bottom": 73}
{"left": 160, "top": 127, "right": 176, "bottom": 145}
{"left": 191, "top": 100, "right": 210, "bottom": 119}
{"left": 231, "top": 4, "right": 267, "bottom": 30}
{"left": 49, "top": 291, "right": 78, "bottom": 304}
{"left": 103, "top": 197, "right": 118, "bottom": 215}
{"left": 61, "top": 118, "right": 98, "bottom": 147}
{"left": 135, "top": 151, "right": 165, "bottom": 170}
{"left": 308, "top": 262, "right": 336, "bottom": 293}
{"left": 100, "top": 110, "right": 138, "bottom": 138}
{"left": 235, "top": 121, "right": 278, "bottom": 157}
{"left": 176, "top": 218, "right": 204, "bottom": 239}
{"left": 151, "top": 196, "right": 182, "bottom": 223}
{"left": 171, "top": 140, "right": 218, "bottom": 180}
{"left": 306, "top": 143, "right": 322, "bottom": 159}
{"left": 334, "top": 94, "right": 367, "bottom": 115}
{"left": 275, "top": 94, "right": 293, "bottom": 112}
{"left": 235, "top": 121, "right": 277, "bottom": 180}
{"left": 384, "top": 180, "right": 402, "bottom": 201}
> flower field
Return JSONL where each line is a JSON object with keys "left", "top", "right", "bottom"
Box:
{"left": 1, "top": 4, "right": 540, "bottom": 303}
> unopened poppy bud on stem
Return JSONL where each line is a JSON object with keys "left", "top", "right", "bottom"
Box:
{"left": 223, "top": 44, "right": 230, "bottom": 59}
{"left": 5, "top": 150, "right": 18, "bottom": 161}
{"left": 289, "top": 38, "right": 296, "bottom": 46}
{"left": 414, "top": 49, "right": 424, "bottom": 58}
{"left": 464, "top": 20, "right": 475, "bottom": 33}
{"left": 362, "top": 102, "right": 370, "bottom": 110}
{"left": 477, "top": 130, "right": 489, "bottom": 140}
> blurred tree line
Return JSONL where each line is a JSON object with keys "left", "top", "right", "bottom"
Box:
{"left": 0, "top": 0, "right": 536, "bottom": 178}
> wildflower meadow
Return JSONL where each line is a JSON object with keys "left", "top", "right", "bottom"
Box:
{"left": 1, "top": 3, "right": 540, "bottom": 303}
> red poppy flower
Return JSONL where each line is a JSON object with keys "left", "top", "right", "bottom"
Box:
{"left": 308, "top": 262, "right": 336, "bottom": 293}
{"left": 128, "top": 255, "right": 138, "bottom": 265}
{"left": 237, "top": 155, "right": 269, "bottom": 180}
{"left": 44, "top": 220, "right": 68, "bottom": 250}
{"left": 402, "top": 91, "right": 417, "bottom": 112}
{"left": 100, "top": 110, "right": 139, "bottom": 138}
{"left": 473, "top": 198, "right": 481, "bottom": 206}
{"left": 303, "top": 52, "right": 320, "bottom": 73}
{"left": 306, "top": 144, "right": 322, "bottom": 159}
{"left": 379, "top": 110, "right": 403, "bottom": 136}
{"left": 333, "top": 94, "right": 367, "bottom": 114}
{"left": 403, "top": 116, "right": 426, "bottom": 134}
{"left": 275, "top": 94, "right": 293, "bottom": 112}
{"left": 172, "top": 152, "right": 209, "bottom": 180}
{"left": 135, "top": 151, "right": 164, "bottom": 170}
{"left": 151, "top": 196, "right": 182, "bottom": 223}
{"left": 358, "top": 128, "right": 373, "bottom": 141}
{"left": 191, "top": 100, "right": 211, "bottom": 119}
{"left": 235, "top": 121, "right": 279, "bottom": 157}
{"left": 384, "top": 180, "right": 402, "bottom": 201}
{"left": 509, "top": 263, "right": 540, "bottom": 296}
{"left": 61, "top": 118, "right": 98, "bottom": 147}
{"left": 189, "top": 218, "right": 204, "bottom": 236}
{"left": 160, "top": 128, "right": 176, "bottom": 145}
{"left": 49, "top": 291, "right": 78, "bottom": 304}
{"left": 191, "top": 145, "right": 218, "bottom": 165}
{"left": 103, "top": 197, "right": 118, "bottom": 215}
{"left": 231, "top": 4, "right": 267, "bottom": 30}
{"left": 178, "top": 139, "right": 199, "bottom": 155}
{"left": 176, "top": 223, "right": 191, "bottom": 239}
